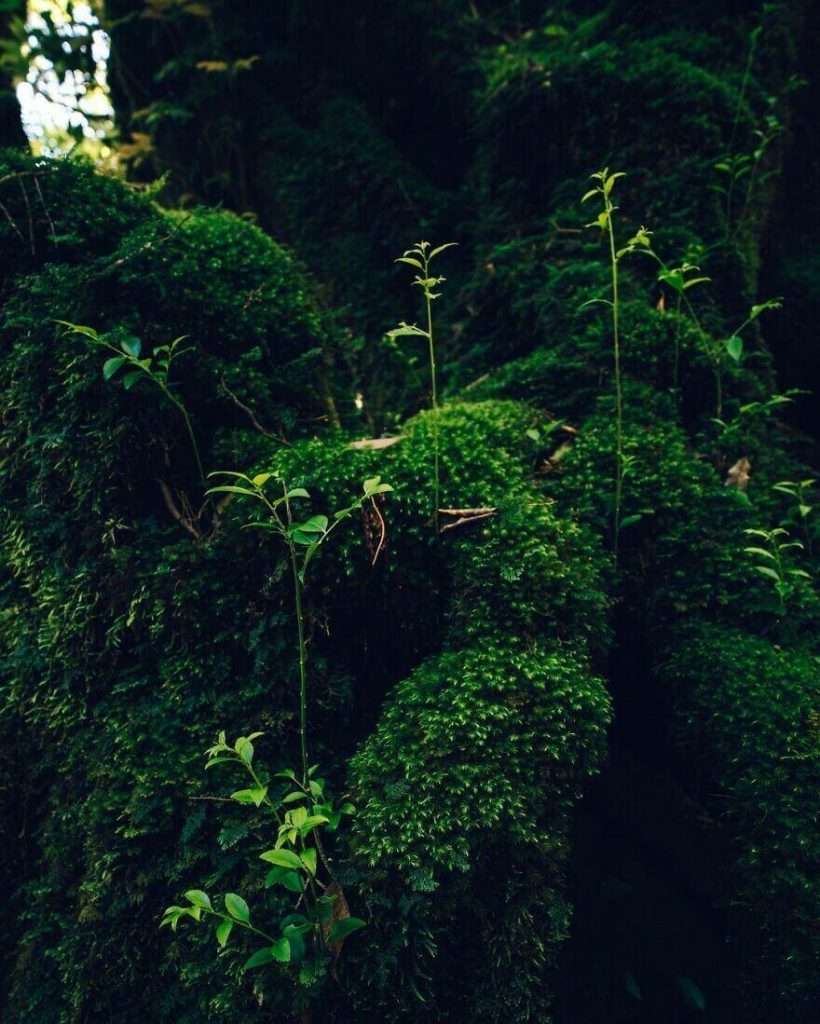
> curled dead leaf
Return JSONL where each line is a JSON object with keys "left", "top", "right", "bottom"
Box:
{"left": 725, "top": 456, "right": 751, "bottom": 491}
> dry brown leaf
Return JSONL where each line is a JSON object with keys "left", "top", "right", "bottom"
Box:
{"left": 725, "top": 456, "right": 751, "bottom": 491}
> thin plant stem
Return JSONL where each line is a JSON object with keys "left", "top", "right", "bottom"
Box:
{"left": 604, "top": 195, "right": 623, "bottom": 560}
{"left": 292, "top": 556, "right": 309, "bottom": 787}
{"left": 169, "top": 393, "right": 204, "bottom": 483}
{"left": 282, "top": 485, "right": 310, "bottom": 786}
{"left": 424, "top": 280, "right": 440, "bottom": 532}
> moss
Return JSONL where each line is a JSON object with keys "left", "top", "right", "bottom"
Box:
{"left": 350, "top": 637, "right": 608, "bottom": 874}
{"left": 0, "top": 150, "right": 152, "bottom": 280}
{"left": 660, "top": 624, "right": 820, "bottom": 1016}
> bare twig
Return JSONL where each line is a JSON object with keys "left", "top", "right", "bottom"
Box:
{"left": 33, "top": 175, "right": 57, "bottom": 247}
{"left": 18, "top": 178, "right": 34, "bottom": 256}
{"left": 219, "top": 373, "right": 277, "bottom": 438}
{"left": 158, "top": 478, "right": 203, "bottom": 540}
{"left": 463, "top": 372, "right": 490, "bottom": 391}
{"left": 439, "top": 506, "right": 497, "bottom": 516}
{"left": 438, "top": 507, "right": 497, "bottom": 534}
{"left": 369, "top": 497, "right": 386, "bottom": 566}
{"left": 0, "top": 197, "right": 23, "bottom": 244}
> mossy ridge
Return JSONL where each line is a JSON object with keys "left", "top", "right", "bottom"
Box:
{"left": 659, "top": 624, "right": 820, "bottom": 1018}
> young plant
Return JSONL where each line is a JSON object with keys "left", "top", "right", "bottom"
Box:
{"left": 711, "top": 390, "right": 797, "bottom": 448}
{"left": 205, "top": 472, "right": 393, "bottom": 785}
{"left": 163, "top": 475, "right": 392, "bottom": 1015}
{"left": 56, "top": 321, "right": 203, "bottom": 481}
{"left": 387, "top": 240, "right": 456, "bottom": 530}
{"left": 581, "top": 169, "right": 630, "bottom": 556}
{"left": 656, "top": 261, "right": 711, "bottom": 389}
{"left": 722, "top": 297, "right": 782, "bottom": 364}
{"left": 162, "top": 734, "right": 362, "bottom": 1014}
{"left": 773, "top": 478, "right": 816, "bottom": 555}
{"left": 743, "top": 526, "right": 811, "bottom": 614}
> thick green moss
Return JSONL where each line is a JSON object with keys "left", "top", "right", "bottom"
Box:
{"left": 350, "top": 639, "right": 608, "bottom": 874}
{"left": 660, "top": 624, "right": 820, "bottom": 1016}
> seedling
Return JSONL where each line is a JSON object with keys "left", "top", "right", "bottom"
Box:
{"left": 656, "top": 261, "right": 711, "bottom": 389}
{"left": 581, "top": 169, "right": 630, "bottom": 556}
{"left": 773, "top": 478, "right": 815, "bottom": 555}
{"left": 56, "top": 321, "right": 203, "bottom": 481}
{"left": 163, "top": 475, "right": 392, "bottom": 1010}
{"left": 743, "top": 526, "right": 811, "bottom": 614}
{"left": 388, "top": 240, "right": 456, "bottom": 529}
{"left": 205, "top": 472, "right": 393, "bottom": 784}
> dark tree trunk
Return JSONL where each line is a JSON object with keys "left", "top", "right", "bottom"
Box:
{"left": 0, "top": 2, "right": 27, "bottom": 149}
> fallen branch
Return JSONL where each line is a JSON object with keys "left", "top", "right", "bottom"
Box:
{"left": 438, "top": 506, "right": 497, "bottom": 533}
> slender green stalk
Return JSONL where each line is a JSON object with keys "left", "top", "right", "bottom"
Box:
{"left": 603, "top": 190, "right": 624, "bottom": 558}
{"left": 424, "top": 282, "right": 440, "bottom": 532}
{"left": 291, "top": 553, "right": 308, "bottom": 786}
{"left": 282, "top": 485, "right": 310, "bottom": 786}
{"left": 168, "top": 392, "right": 204, "bottom": 483}
{"left": 388, "top": 241, "right": 456, "bottom": 533}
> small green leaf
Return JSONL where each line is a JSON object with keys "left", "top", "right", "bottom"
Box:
{"left": 677, "top": 976, "right": 706, "bottom": 1012}
{"left": 121, "top": 336, "right": 142, "bottom": 358}
{"left": 743, "top": 547, "right": 776, "bottom": 560}
{"left": 753, "top": 565, "right": 781, "bottom": 582}
{"left": 215, "top": 919, "right": 233, "bottom": 947}
{"left": 386, "top": 323, "right": 429, "bottom": 339}
{"left": 396, "top": 256, "right": 424, "bottom": 269}
{"left": 251, "top": 473, "right": 272, "bottom": 487}
{"left": 122, "top": 370, "right": 142, "bottom": 390}
{"left": 204, "top": 484, "right": 258, "bottom": 498}
{"left": 244, "top": 947, "right": 276, "bottom": 970}
{"left": 300, "top": 815, "right": 329, "bottom": 834}
{"left": 327, "top": 917, "right": 366, "bottom": 944}
{"left": 235, "top": 737, "right": 254, "bottom": 765}
{"left": 55, "top": 319, "right": 99, "bottom": 341}
{"left": 429, "top": 242, "right": 458, "bottom": 259}
{"left": 725, "top": 336, "right": 743, "bottom": 362}
{"left": 271, "top": 937, "right": 291, "bottom": 963}
{"left": 300, "top": 848, "right": 317, "bottom": 876}
{"left": 185, "top": 890, "right": 211, "bottom": 910}
{"left": 604, "top": 171, "right": 625, "bottom": 195}
{"left": 260, "top": 848, "right": 303, "bottom": 871}
{"left": 231, "top": 786, "right": 267, "bottom": 807}
{"left": 103, "top": 356, "right": 127, "bottom": 380}
{"left": 363, "top": 476, "right": 395, "bottom": 497}
{"left": 224, "top": 893, "right": 250, "bottom": 923}
{"left": 282, "top": 870, "right": 305, "bottom": 892}
{"left": 291, "top": 515, "right": 328, "bottom": 537}
{"left": 289, "top": 806, "right": 308, "bottom": 828}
